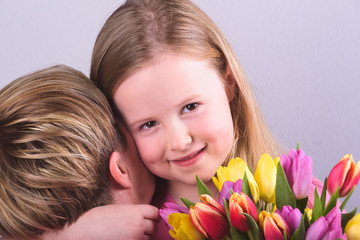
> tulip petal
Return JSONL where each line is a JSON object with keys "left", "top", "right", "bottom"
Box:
{"left": 255, "top": 153, "right": 277, "bottom": 203}
{"left": 280, "top": 153, "right": 291, "bottom": 177}
{"left": 233, "top": 179, "right": 243, "bottom": 193}
{"left": 169, "top": 213, "right": 205, "bottom": 240}
{"left": 200, "top": 194, "right": 226, "bottom": 216}
{"left": 305, "top": 216, "right": 328, "bottom": 240}
{"left": 327, "top": 155, "right": 351, "bottom": 195}
{"left": 160, "top": 202, "right": 189, "bottom": 227}
{"left": 287, "top": 208, "right": 302, "bottom": 234}
{"left": 292, "top": 155, "right": 313, "bottom": 199}
{"left": 192, "top": 203, "right": 229, "bottom": 240}
{"left": 230, "top": 198, "right": 249, "bottom": 232}
{"left": 229, "top": 192, "right": 258, "bottom": 232}
{"left": 263, "top": 216, "right": 285, "bottom": 240}
{"left": 276, "top": 206, "right": 301, "bottom": 235}
{"left": 345, "top": 212, "right": 360, "bottom": 240}
{"left": 189, "top": 206, "right": 208, "bottom": 238}
{"left": 219, "top": 181, "right": 235, "bottom": 206}
{"left": 213, "top": 157, "right": 259, "bottom": 203}
{"left": 340, "top": 160, "right": 360, "bottom": 197}
{"left": 272, "top": 212, "right": 290, "bottom": 238}
{"left": 321, "top": 228, "right": 343, "bottom": 240}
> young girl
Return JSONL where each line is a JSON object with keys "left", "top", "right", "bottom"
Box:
{"left": 90, "top": 0, "right": 283, "bottom": 237}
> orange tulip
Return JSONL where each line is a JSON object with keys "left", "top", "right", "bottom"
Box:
{"left": 229, "top": 192, "right": 258, "bottom": 232}
{"left": 189, "top": 194, "right": 230, "bottom": 240}
{"left": 259, "top": 211, "right": 290, "bottom": 240}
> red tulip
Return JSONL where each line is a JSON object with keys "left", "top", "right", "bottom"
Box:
{"left": 259, "top": 211, "right": 290, "bottom": 240}
{"left": 327, "top": 154, "right": 360, "bottom": 197}
{"left": 189, "top": 194, "right": 230, "bottom": 240}
{"left": 229, "top": 192, "right": 258, "bottom": 232}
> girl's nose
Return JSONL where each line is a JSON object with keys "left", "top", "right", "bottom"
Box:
{"left": 166, "top": 122, "right": 192, "bottom": 151}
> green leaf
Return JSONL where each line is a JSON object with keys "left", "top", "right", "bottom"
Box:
{"left": 296, "top": 197, "right": 308, "bottom": 213}
{"left": 320, "top": 178, "right": 328, "bottom": 209}
{"left": 196, "top": 175, "right": 212, "bottom": 196}
{"left": 230, "top": 226, "right": 248, "bottom": 240}
{"left": 275, "top": 163, "right": 296, "bottom": 209}
{"left": 242, "top": 172, "right": 252, "bottom": 199}
{"left": 224, "top": 198, "right": 231, "bottom": 223}
{"left": 241, "top": 213, "right": 262, "bottom": 240}
{"left": 180, "top": 197, "right": 195, "bottom": 209}
{"left": 323, "top": 188, "right": 339, "bottom": 216}
{"left": 340, "top": 186, "right": 356, "bottom": 211}
{"left": 311, "top": 187, "right": 323, "bottom": 223}
{"left": 341, "top": 207, "right": 357, "bottom": 232}
{"left": 291, "top": 214, "right": 305, "bottom": 240}
{"left": 304, "top": 210, "right": 311, "bottom": 231}
{"left": 296, "top": 143, "right": 300, "bottom": 150}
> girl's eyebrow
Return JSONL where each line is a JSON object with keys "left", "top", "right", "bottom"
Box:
{"left": 127, "top": 117, "right": 153, "bottom": 130}
{"left": 177, "top": 94, "right": 201, "bottom": 107}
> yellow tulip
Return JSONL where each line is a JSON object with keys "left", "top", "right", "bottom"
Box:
{"left": 304, "top": 208, "right": 312, "bottom": 221}
{"left": 254, "top": 154, "right": 279, "bottom": 203}
{"left": 168, "top": 213, "right": 205, "bottom": 240}
{"left": 212, "top": 157, "right": 259, "bottom": 203}
{"left": 345, "top": 212, "right": 360, "bottom": 240}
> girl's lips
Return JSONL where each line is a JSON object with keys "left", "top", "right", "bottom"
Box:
{"left": 170, "top": 147, "right": 206, "bottom": 167}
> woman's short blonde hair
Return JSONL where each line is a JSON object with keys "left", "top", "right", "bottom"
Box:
{"left": 91, "top": 0, "right": 283, "bottom": 169}
{"left": 0, "top": 65, "right": 120, "bottom": 239}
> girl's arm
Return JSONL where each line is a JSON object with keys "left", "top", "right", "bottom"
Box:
{"left": 41, "top": 204, "right": 160, "bottom": 240}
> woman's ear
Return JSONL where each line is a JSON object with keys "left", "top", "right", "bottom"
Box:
{"left": 109, "top": 151, "right": 132, "bottom": 189}
{"left": 224, "top": 63, "right": 236, "bottom": 101}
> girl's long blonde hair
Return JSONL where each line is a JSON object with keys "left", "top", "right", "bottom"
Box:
{"left": 91, "top": 0, "right": 283, "bottom": 170}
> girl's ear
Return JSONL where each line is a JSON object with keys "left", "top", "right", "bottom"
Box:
{"left": 224, "top": 63, "right": 236, "bottom": 101}
{"left": 109, "top": 151, "right": 132, "bottom": 189}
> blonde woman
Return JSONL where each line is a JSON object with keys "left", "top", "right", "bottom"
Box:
{"left": 0, "top": 65, "right": 158, "bottom": 240}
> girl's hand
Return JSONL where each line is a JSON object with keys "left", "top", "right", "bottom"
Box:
{"left": 41, "top": 204, "right": 160, "bottom": 240}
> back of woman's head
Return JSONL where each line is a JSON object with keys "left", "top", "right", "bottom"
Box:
{"left": 0, "top": 65, "right": 119, "bottom": 239}
{"left": 91, "top": 0, "right": 283, "bottom": 169}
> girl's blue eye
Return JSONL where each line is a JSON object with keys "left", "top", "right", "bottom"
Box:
{"left": 141, "top": 121, "right": 157, "bottom": 130}
{"left": 182, "top": 103, "right": 198, "bottom": 113}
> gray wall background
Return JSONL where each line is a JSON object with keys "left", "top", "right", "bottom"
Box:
{"left": 1, "top": 1, "right": 359, "bottom": 210}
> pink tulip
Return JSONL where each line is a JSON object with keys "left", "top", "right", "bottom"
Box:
{"left": 219, "top": 179, "right": 242, "bottom": 206}
{"left": 305, "top": 207, "right": 343, "bottom": 240}
{"left": 160, "top": 202, "right": 189, "bottom": 228}
{"left": 259, "top": 211, "right": 291, "bottom": 240}
{"left": 229, "top": 192, "right": 258, "bottom": 232}
{"left": 275, "top": 206, "right": 302, "bottom": 235}
{"left": 327, "top": 154, "right": 360, "bottom": 197}
{"left": 280, "top": 148, "right": 313, "bottom": 199}
{"left": 189, "top": 194, "right": 230, "bottom": 240}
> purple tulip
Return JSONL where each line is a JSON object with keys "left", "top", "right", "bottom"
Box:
{"left": 305, "top": 207, "right": 343, "bottom": 240}
{"left": 275, "top": 206, "right": 302, "bottom": 235}
{"left": 219, "top": 179, "right": 242, "bottom": 206}
{"left": 280, "top": 148, "right": 313, "bottom": 199}
{"left": 160, "top": 202, "right": 189, "bottom": 227}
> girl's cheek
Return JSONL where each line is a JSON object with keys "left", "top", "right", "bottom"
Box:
{"left": 137, "top": 137, "right": 162, "bottom": 164}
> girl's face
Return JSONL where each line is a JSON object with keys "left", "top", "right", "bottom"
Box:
{"left": 114, "top": 53, "right": 234, "bottom": 185}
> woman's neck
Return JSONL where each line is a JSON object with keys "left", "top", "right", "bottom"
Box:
{"left": 168, "top": 179, "right": 220, "bottom": 206}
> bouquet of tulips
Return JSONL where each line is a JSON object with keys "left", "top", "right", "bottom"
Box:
{"left": 164, "top": 146, "right": 360, "bottom": 240}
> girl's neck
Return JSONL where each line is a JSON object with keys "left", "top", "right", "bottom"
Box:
{"left": 169, "top": 179, "right": 219, "bottom": 206}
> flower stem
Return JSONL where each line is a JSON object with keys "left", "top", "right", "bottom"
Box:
{"left": 247, "top": 230, "right": 254, "bottom": 240}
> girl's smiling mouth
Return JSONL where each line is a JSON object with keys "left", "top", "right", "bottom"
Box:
{"left": 169, "top": 147, "right": 206, "bottom": 167}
